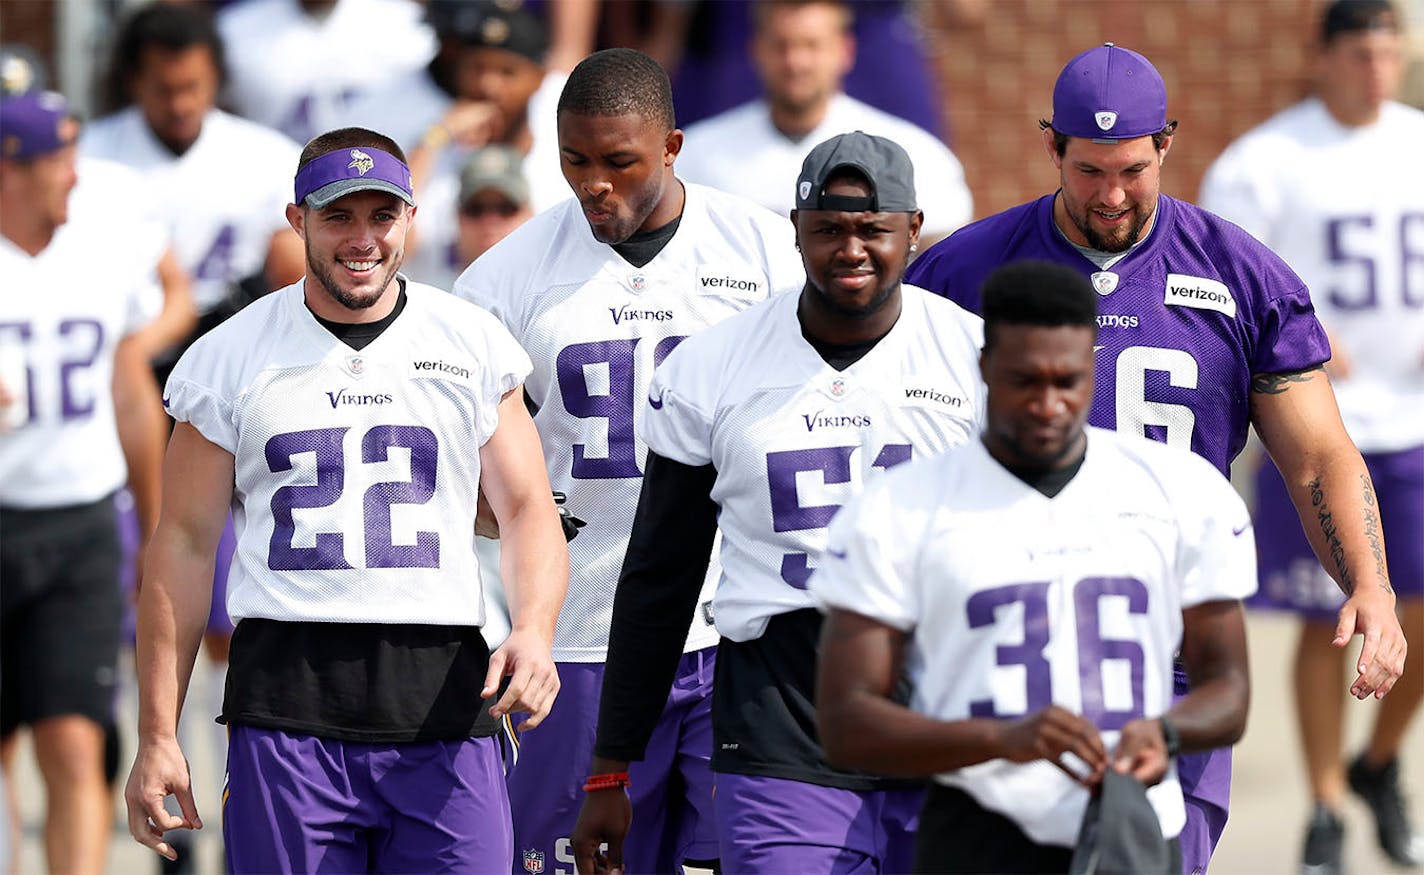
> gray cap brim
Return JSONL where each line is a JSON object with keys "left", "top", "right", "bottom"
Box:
{"left": 305, "top": 178, "right": 416, "bottom": 210}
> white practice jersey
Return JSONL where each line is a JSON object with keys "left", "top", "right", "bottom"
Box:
{"left": 217, "top": 0, "right": 436, "bottom": 145}
{"left": 455, "top": 182, "right": 805, "bottom": 660}
{"left": 81, "top": 108, "right": 299, "bottom": 314}
{"left": 678, "top": 94, "right": 972, "bottom": 239}
{"left": 395, "top": 73, "right": 571, "bottom": 291}
{"left": 811, "top": 428, "right": 1257, "bottom": 847}
{"left": 0, "top": 213, "right": 162, "bottom": 508}
{"left": 1201, "top": 98, "right": 1424, "bottom": 451}
{"left": 646, "top": 285, "right": 984, "bottom": 642}
{"left": 163, "top": 280, "right": 531, "bottom": 626}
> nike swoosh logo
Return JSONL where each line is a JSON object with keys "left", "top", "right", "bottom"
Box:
{"left": 827, "top": 547, "right": 848, "bottom": 559}
{"left": 1233, "top": 523, "right": 1250, "bottom": 536}
{"left": 1093, "top": 346, "right": 1105, "bottom": 353}
{"left": 648, "top": 393, "right": 664, "bottom": 410}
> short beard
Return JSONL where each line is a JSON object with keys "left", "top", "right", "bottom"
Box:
{"left": 307, "top": 240, "right": 400, "bottom": 311}
{"left": 1075, "top": 204, "right": 1151, "bottom": 253}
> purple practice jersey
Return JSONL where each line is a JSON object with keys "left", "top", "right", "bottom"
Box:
{"left": 906, "top": 193, "right": 1331, "bottom": 474}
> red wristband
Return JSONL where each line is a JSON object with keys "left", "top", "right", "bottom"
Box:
{"left": 582, "top": 771, "right": 631, "bottom": 792}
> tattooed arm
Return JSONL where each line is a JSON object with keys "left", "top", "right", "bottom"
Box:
{"left": 1250, "top": 365, "right": 1404, "bottom": 699}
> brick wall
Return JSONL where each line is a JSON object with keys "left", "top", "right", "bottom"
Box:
{"left": 920, "top": 0, "right": 1319, "bottom": 219}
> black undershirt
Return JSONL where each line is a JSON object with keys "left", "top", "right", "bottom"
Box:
{"left": 1002, "top": 449, "right": 1087, "bottom": 498}
{"left": 798, "top": 299, "right": 893, "bottom": 371}
{"left": 223, "top": 279, "right": 498, "bottom": 742}
{"left": 594, "top": 328, "right": 898, "bottom": 785}
{"left": 310, "top": 279, "right": 408, "bottom": 350}
{"left": 611, "top": 213, "right": 682, "bottom": 268}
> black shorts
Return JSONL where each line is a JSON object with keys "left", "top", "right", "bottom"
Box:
{"left": 1, "top": 497, "right": 122, "bottom": 737}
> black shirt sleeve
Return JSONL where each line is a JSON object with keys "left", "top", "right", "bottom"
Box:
{"left": 594, "top": 451, "right": 719, "bottom": 761}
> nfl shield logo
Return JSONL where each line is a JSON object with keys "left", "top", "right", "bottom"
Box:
{"left": 347, "top": 355, "right": 365, "bottom": 375}
{"left": 1090, "top": 271, "right": 1120, "bottom": 296}
{"left": 522, "top": 849, "right": 545, "bottom": 874}
{"left": 799, "top": 180, "right": 812, "bottom": 201}
{"left": 630, "top": 274, "right": 647, "bottom": 293}
{"left": 830, "top": 378, "right": 847, "bottom": 397}
{"left": 1094, "top": 111, "right": 1118, "bottom": 132}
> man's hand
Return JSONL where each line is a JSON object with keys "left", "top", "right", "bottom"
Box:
{"left": 1334, "top": 588, "right": 1406, "bottom": 699}
{"left": 997, "top": 704, "right": 1108, "bottom": 787}
{"left": 482, "top": 627, "right": 560, "bottom": 727}
{"left": 124, "top": 736, "right": 202, "bottom": 862}
{"left": 1112, "top": 718, "right": 1170, "bottom": 785}
{"left": 571, "top": 785, "right": 631, "bottom": 875}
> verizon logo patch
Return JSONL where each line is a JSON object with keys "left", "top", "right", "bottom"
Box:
{"left": 1164, "top": 273, "right": 1236, "bottom": 318}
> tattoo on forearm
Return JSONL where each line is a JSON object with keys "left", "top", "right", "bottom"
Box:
{"left": 1360, "top": 475, "right": 1394, "bottom": 595}
{"left": 1250, "top": 365, "right": 1322, "bottom": 395}
{"left": 1308, "top": 477, "right": 1352, "bottom": 594}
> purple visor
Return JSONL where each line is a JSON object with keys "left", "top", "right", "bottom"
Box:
{"left": 0, "top": 91, "right": 73, "bottom": 160}
{"left": 293, "top": 146, "right": 415, "bottom": 209}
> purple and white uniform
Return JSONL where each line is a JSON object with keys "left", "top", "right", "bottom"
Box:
{"left": 905, "top": 191, "right": 1330, "bottom": 873}
{"left": 1202, "top": 97, "right": 1424, "bottom": 615}
{"left": 636, "top": 284, "right": 984, "bottom": 871}
{"left": 165, "top": 279, "right": 531, "bottom": 872}
{"left": 454, "top": 183, "right": 804, "bottom": 875}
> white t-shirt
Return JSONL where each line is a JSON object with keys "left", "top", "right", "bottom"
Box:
{"left": 0, "top": 214, "right": 162, "bottom": 508}
{"left": 810, "top": 428, "right": 1257, "bottom": 847}
{"left": 81, "top": 108, "right": 299, "bottom": 314}
{"left": 162, "top": 279, "right": 531, "bottom": 625}
{"left": 1200, "top": 98, "right": 1424, "bottom": 451}
{"left": 645, "top": 284, "right": 984, "bottom": 641}
{"left": 678, "top": 93, "right": 973, "bottom": 238}
{"left": 217, "top": 0, "right": 436, "bottom": 145}
{"left": 454, "top": 182, "right": 805, "bottom": 661}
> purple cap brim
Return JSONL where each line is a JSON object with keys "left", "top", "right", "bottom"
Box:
{"left": 294, "top": 147, "right": 415, "bottom": 209}
{"left": 0, "top": 91, "right": 72, "bottom": 160}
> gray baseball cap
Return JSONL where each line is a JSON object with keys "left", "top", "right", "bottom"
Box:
{"left": 458, "top": 144, "right": 530, "bottom": 208}
{"left": 795, "top": 130, "right": 917, "bottom": 213}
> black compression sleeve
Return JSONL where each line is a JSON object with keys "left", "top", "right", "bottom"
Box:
{"left": 594, "top": 452, "right": 720, "bottom": 761}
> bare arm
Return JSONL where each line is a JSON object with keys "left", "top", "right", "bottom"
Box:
{"left": 1251, "top": 365, "right": 1404, "bottom": 698}
{"left": 815, "top": 609, "right": 1107, "bottom": 782}
{"left": 130, "top": 250, "right": 197, "bottom": 360}
{"left": 124, "top": 422, "right": 234, "bottom": 861}
{"left": 545, "top": 0, "right": 600, "bottom": 73}
{"left": 1113, "top": 600, "right": 1250, "bottom": 783}
{"left": 477, "top": 386, "right": 568, "bottom": 727}
{"left": 112, "top": 335, "right": 168, "bottom": 548}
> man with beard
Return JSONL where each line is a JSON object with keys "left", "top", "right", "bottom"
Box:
{"left": 905, "top": 43, "right": 1407, "bottom": 874}
{"left": 568, "top": 132, "right": 985, "bottom": 874}
{"left": 455, "top": 48, "right": 804, "bottom": 875}
{"left": 123, "top": 127, "right": 569, "bottom": 873}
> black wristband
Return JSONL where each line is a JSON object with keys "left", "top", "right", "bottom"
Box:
{"left": 1159, "top": 715, "right": 1181, "bottom": 759}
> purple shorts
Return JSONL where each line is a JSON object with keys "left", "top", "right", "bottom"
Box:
{"left": 1251, "top": 446, "right": 1424, "bottom": 620}
{"left": 505, "top": 648, "right": 717, "bottom": 875}
{"left": 223, "top": 724, "right": 511, "bottom": 873}
{"left": 714, "top": 772, "right": 921, "bottom": 873}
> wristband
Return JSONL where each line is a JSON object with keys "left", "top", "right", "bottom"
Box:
{"left": 1159, "top": 715, "right": 1181, "bottom": 759}
{"left": 583, "top": 771, "right": 631, "bottom": 793}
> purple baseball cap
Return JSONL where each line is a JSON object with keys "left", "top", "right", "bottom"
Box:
{"left": 293, "top": 146, "right": 415, "bottom": 209}
{"left": 1051, "top": 43, "right": 1167, "bottom": 143}
{"left": 0, "top": 90, "right": 74, "bottom": 160}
